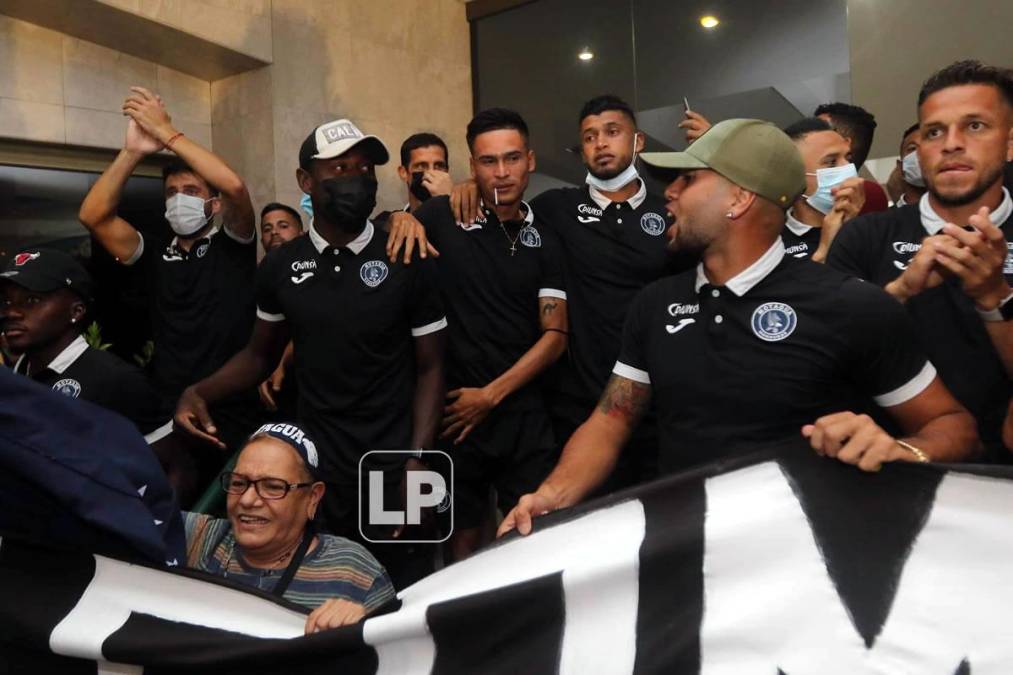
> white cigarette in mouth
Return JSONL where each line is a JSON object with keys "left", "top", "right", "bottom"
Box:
{"left": 494, "top": 187, "right": 499, "bottom": 206}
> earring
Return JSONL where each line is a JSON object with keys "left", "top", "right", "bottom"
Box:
{"left": 725, "top": 212, "right": 733, "bottom": 218}
{"left": 70, "top": 318, "right": 76, "bottom": 324}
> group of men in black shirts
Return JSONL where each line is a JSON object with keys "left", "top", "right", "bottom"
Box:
{"left": 3, "top": 59, "right": 1010, "bottom": 588}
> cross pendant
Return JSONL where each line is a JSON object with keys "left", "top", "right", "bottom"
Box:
{"left": 510, "top": 243, "right": 517, "bottom": 256}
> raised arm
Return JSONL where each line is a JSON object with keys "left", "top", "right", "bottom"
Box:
{"left": 123, "top": 86, "right": 255, "bottom": 240}
{"left": 498, "top": 373, "right": 651, "bottom": 536}
{"left": 78, "top": 119, "right": 157, "bottom": 262}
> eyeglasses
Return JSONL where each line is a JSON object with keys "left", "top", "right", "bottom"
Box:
{"left": 219, "top": 471, "right": 314, "bottom": 500}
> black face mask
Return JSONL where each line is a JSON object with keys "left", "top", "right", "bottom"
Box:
{"left": 409, "top": 171, "right": 432, "bottom": 203}
{"left": 317, "top": 174, "right": 377, "bottom": 232}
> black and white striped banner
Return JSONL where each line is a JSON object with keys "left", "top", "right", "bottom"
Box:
{"left": 4, "top": 443, "right": 1012, "bottom": 674}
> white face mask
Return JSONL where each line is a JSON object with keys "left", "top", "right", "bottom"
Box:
{"left": 165, "top": 193, "right": 212, "bottom": 237}
{"left": 901, "top": 151, "right": 925, "bottom": 187}
{"left": 586, "top": 134, "right": 640, "bottom": 193}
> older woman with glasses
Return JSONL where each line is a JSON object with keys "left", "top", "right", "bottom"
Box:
{"left": 183, "top": 423, "right": 394, "bottom": 634}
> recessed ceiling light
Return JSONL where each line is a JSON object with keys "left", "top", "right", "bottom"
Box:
{"left": 578, "top": 48, "right": 594, "bottom": 61}
{"left": 700, "top": 15, "right": 719, "bottom": 29}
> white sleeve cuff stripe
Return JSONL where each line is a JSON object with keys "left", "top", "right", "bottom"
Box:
{"left": 224, "top": 224, "right": 256, "bottom": 244}
{"left": 612, "top": 361, "right": 651, "bottom": 385}
{"left": 120, "top": 232, "right": 144, "bottom": 266}
{"left": 412, "top": 317, "right": 448, "bottom": 337}
{"left": 874, "top": 361, "right": 937, "bottom": 407}
{"left": 256, "top": 308, "right": 286, "bottom": 322}
{"left": 143, "top": 420, "right": 174, "bottom": 445}
{"left": 538, "top": 288, "right": 568, "bottom": 300}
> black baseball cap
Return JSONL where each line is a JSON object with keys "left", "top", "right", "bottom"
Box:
{"left": 0, "top": 249, "right": 94, "bottom": 302}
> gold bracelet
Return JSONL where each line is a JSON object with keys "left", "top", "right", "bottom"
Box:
{"left": 896, "top": 439, "right": 930, "bottom": 463}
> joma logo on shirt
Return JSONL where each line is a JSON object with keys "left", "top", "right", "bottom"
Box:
{"left": 291, "top": 260, "right": 317, "bottom": 272}
{"left": 668, "top": 303, "right": 700, "bottom": 316}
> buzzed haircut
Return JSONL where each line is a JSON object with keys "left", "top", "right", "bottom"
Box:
{"left": 579, "top": 94, "right": 637, "bottom": 126}
{"left": 783, "top": 117, "right": 834, "bottom": 142}
{"left": 918, "top": 59, "right": 1013, "bottom": 108}
{"left": 813, "top": 102, "right": 877, "bottom": 167}
{"left": 161, "top": 158, "right": 219, "bottom": 196}
{"left": 466, "top": 108, "right": 529, "bottom": 151}
{"left": 400, "top": 133, "right": 449, "bottom": 168}
{"left": 901, "top": 122, "right": 920, "bottom": 139}
{"left": 260, "top": 202, "right": 303, "bottom": 227}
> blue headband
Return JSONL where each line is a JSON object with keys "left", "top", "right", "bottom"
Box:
{"left": 249, "top": 423, "right": 320, "bottom": 478}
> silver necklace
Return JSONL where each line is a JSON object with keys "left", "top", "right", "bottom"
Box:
{"left": 498, "top": 221, "right": 520, "bottom": 256}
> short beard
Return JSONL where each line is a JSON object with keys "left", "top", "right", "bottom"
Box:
{"left": 930, "top": 163, "right": 1004, "bottom": 206}
{"left": 588, "top": 156, "right": 633, "bottom": 181}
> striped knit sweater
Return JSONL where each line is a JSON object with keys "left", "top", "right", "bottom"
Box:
{"left": 183, "top": 512, "right": 395, "bottom": 611}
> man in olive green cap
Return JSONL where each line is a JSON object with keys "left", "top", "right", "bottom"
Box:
{"left": 499, "top": 119, "right": 979, "bottom": 537}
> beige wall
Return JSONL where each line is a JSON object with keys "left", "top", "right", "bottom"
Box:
{"left": 0, "top": 14, "right": 212, "bottom": 149}
{"left": 0, "top": 0, "right": 474, "bottom": 229}
{"left": 847, "top": 0, "right": 1013, "bottom": 163}
{"left": 266, "top": 0, "right": 474, "bottom": 214}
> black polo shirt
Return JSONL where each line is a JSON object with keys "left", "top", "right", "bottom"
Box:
{"left": 782, "top": 209, "right": 822, "bottom": 260}
{"left": 531, "top": 180, "right": 689, "bottom": 405}
{"left": 14, "top": 335, "right": 171, "bottom": 443}
{"left": 615, "top": 239, "right": 935, "bottom": 474}
{"left": 414, "top": 196, "right": 566, "bottom": 412}
{"left": 255, "top": 220, "right": 447, "bottom": 480}
{"left": 125, "top": 224, "right": 256, "bottom": 400}
{"left": 827, "top": 192, "right": 1013, "bottom": 454}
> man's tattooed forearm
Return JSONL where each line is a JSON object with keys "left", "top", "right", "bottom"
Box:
{"left": 596, "top": 375, "right": 650, "bottom": 422}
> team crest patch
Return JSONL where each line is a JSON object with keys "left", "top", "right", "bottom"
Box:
{"left": 640, "top": 212, "right": 667, "bottom": 236}
{"left": 519, "top": 226, "right": 542, "bottom": 248}
{"left": 360, "top": 260, "right": 389, "bottom": 287}
{"left": 751, "top": 302, "right": 797, "bottom": 342}
{"left": 52, "top": 378, "right": 82, "bottom": 398}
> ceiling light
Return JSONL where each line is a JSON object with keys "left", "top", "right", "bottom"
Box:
{"left": 700, "top": 15, "right": 719, "bottom": 29}
{"left": 578, "top": 48, "right": 594, "bottom": 61}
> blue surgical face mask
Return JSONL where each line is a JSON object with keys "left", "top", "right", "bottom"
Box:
{"left": 901, "top": 151, "right": 925, "bottom": 187}
{"left": 300, "top": 192, "right": 314, "bottom": 220}
{"left": 805, "top": 163, "right": 858, "bottom": 214}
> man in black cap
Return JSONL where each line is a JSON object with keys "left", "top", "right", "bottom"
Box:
{"left": 500, "top": 119, "right": 978, "bottom": 536}
{"left": 175, "top": 118, "right": 447, "bottom": 589}
{"left": 0, "top": 248, "right": 170, "bottom": 444}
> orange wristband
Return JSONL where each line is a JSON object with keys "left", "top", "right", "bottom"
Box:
{"left": 164, "top": 131, "right": 184, "bottom": 152}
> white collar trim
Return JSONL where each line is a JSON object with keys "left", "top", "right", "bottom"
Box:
{"left": 169, "top": 223, "right": 220, "bottom": 251}
{"left": 15, "top": 334, "right": 89, "bottom": 376}
{"left": 784, "top": 208, "right": 814, "bottom": 237}
{"left": 694, "top": 238, "right": 787, "bottom": 296}
{"left": 308, "top": 219, "right": 374, "bottom": 255}
{"left": 588, "top": 179, "right": 647, "bottom": 211}
{"left": 919, "top": 187, "right": 1012, "bottom": 235}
